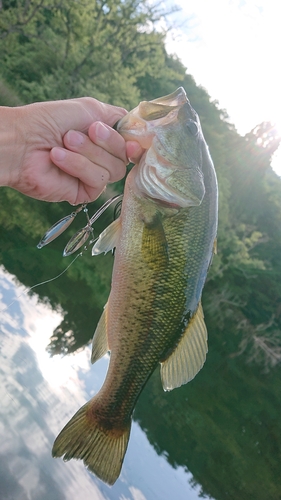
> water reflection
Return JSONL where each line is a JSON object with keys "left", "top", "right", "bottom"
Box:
{"left": 0, "top": 267, "right": 203, "bottom": 500}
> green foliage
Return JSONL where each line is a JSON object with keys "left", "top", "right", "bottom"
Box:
{"left": 0, "top": 0, "right": 172, "bottom": 107}
{"left": 0, "top": 79, "right": 23, "bottom": 106}
{"left": 1, "top": 1, "right": 281, "bottom": 498}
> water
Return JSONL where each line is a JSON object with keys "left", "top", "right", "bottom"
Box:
{"left": 0, "top": 234, "right": 281, "bottom": 499}
{"left": 0, "top": 268, "right": 204, "bottom": 500}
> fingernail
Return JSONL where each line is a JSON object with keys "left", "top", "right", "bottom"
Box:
{"left": 95, "top": 122, "right": 111, "bottom": 140}
{"left": 126, "top": 142, "right": 143, "bottom": 162}
{"left": 52, "top": 147, "right": 67, "bottom": 161}
{"left": 65, "top": 130, "right": 85, "bottom": 146}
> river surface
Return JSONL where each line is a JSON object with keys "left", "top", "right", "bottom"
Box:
{"left": 0, "top": 267, "right": 206, "bottom": 500}
{"left": 0, "top": 230, "right": 281, "bottom": 500}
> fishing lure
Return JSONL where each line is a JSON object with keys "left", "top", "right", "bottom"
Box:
{"left": 37, "top": 204, "right": 86, "bottom": 249}
{"left": 37, "top": 195, "right": 123, "bottom": 256}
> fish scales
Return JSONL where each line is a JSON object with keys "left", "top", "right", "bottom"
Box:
{"left": 52, "top": 87, "right": 218, "bottom": 485}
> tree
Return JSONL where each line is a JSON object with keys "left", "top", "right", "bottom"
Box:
{"left": 0, "top": 0, "right": 174, "bottom": 107}
{"left": 1, "top": 1, "right": 281, "bottom": 498}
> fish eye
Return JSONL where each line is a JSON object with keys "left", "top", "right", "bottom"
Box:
{"left": 186, "top": 119, "right": 198, "bottom": 136}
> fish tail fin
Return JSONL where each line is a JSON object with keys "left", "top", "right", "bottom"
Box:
{"left": 52, "top": 399, "right": 131, "bottom": 485}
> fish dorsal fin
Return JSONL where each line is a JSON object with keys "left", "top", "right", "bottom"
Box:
{"left": 213, "top": 238, "right": 217, "bottom": 255}
{"left": 92, "top": 218, "right": 121, "bottom": 256}
{"left": 207, "top": 237, "right": 217, "bottom": 271}
{"left": 160, "top": 302, "right": 208, "bottom": 391}
{"left": 91, "top": 303, "right": 109, "bottom": 364}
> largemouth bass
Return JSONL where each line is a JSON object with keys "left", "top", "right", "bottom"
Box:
{"left": 52, "top": 87, "right": 218, "bottom": 484}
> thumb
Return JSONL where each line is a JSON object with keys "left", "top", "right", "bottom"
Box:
{"left": 27, "top": 98, "right": 128, "bottom": 138}
{"left": 75, "top": 97, "right": 128, "bottom": 131}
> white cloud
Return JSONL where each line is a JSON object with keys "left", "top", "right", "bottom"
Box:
{"left": 129, "top": 486, "right": 147, "bottom": 500}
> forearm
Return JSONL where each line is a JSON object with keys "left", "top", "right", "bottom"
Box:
{"left": 0, "top": 106, "right": 25, "bottom": 188}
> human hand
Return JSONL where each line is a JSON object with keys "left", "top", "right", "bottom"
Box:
{"left": 125, "top": 140, "right": 144, "bottom": 165}
{"left": 1, "top": 98, "right": 142, "bottom": 204}
{"left": 51, "top": 121, "right": 144, "bottom": 204}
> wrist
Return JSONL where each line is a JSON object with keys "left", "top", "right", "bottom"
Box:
{"left": 0, "top": 106, "right": 26, "bottom": 188}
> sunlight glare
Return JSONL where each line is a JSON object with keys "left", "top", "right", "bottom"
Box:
{"left": 271, "top": 145, "right": 281, "bottom": 177}
{"left": 165, "top": 0, "right": 281, "bottom": 177}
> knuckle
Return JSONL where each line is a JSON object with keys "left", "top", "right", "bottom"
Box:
{"left": 109, "top": 160, "right": 127, "bottom": 182}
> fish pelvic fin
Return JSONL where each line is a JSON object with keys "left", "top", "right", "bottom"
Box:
{"left": 52, "top": 400, "right": 131, "bottom": 485}
{"left": 91, "top": 302, "right": 109, "bottom": 364}
{"left": 160, "top": 302, "right": 208, "bottom": 391}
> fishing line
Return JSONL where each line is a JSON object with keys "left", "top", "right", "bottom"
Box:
{"left": 1, "top": 195, "right": 121, "bottom": 314}
{"left": 0, "top": 252, "right": 83, "bottom": 314}
{"left": 29, "top": 252, "right": 83, "bottom": 290}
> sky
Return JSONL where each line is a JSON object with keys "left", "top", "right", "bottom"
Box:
{"left": 165, "top": 0, "right": 281, "bottom": 175}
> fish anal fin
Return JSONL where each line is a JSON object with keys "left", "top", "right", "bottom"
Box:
{"left": 91, "top": 303, "right": 109, "bottom": 364}
{"left": 142, "top": 214, "right": 168, "bottom": 271}
{"left": 52, "top": 399, "right": 131, "bottom": 485}
{"left": 92, "top": 218, "right": 121, "bottom": 256}
{"left": 160, "top": 302, "right": 208, "bottom": 391}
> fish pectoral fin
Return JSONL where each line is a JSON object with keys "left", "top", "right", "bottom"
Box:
{"left": 91, "top": 303, "right": 109, "bottom": 364}
{"left": 52, "top": 399, "right": 131, "bottom": 485}
{"left": 160, "top": 302, "right": 208, "bottom": 391}
{"left": 92, "top": 218, "right": 121, "bottom": 256}
{"left": 142, "top": 214, "right": 169, "bottom": 271}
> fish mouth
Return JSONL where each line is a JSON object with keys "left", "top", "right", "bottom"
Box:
{"left": 116, "top": 113, "right": 151, "bottom": 148}
{"left": 150, "top": 86, "right": 188, "bottom": 107}
{"left": 117, "top": 113, "right": 147, "bottom": 133}
{"left": 113, "top": 87, "right": 188, "bottom": 133}
{"left": 115, "top": 87, "right": 190, "bottom": 149}
{"left": 116, "top": 103, "right": 182, "bottom": 149}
